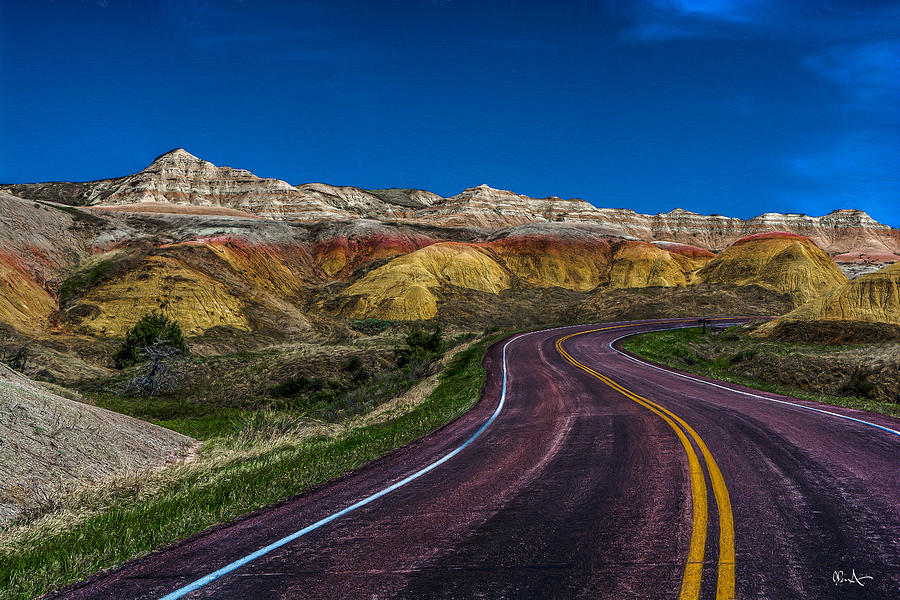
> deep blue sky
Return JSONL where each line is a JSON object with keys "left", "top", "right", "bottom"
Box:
{"left": 1, "top": 1, "right": 898, "bottom": 225}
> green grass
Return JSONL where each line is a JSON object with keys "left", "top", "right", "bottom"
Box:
{"left": 58, "top": 260, "right": 113, "bottom": 306}
{"left": 0, "top": 333, "right": 503, "bottom": 600}
{"left": 621, "top": 327, "right": 900, "bottom": 419}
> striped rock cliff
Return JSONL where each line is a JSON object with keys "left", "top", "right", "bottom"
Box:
{"left": 5, "top": 150, "right": 897, "bottom": 261}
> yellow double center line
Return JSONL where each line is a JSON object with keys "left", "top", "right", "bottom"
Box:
{"left": 555, "top": 322, "right": 735, "bottom": 600}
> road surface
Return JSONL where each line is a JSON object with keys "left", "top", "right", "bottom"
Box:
{"left": 51, "top": 318, "right": 900, "bottom": 599}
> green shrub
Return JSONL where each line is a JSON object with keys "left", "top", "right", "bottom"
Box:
{"left": 113, "top": 312, "right": 188, "bottom": 368}
{"left": 271, "top": 376, "right": 326, "bottom": 398}
{"left": 351, "top": 319, "right": 391, "bottom": 335}
{"left": 395, "top": 323, "right": 443, "bottom": 367}
{"left": 341, "top": 355, "right": 369, "bottom": 382}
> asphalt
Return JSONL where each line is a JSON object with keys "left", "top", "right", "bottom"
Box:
{"left": 50, "top": 318, "right": 900, "bottom": 599}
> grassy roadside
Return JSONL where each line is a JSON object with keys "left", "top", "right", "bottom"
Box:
{"left": 0, "top": 333, "right": 505, "bottom": 600}
{"left": 621, "top": 327, "right": 900, "bottom": 419}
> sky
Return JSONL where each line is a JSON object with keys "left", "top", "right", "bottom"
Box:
{"left": 1, "top": 0, "right": 898, "bottom": 225}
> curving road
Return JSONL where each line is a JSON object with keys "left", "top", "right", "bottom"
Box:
{"left": 52, "top": 318, "right": 900, "bottom": 599}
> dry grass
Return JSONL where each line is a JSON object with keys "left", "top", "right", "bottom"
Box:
{"left": 0, "top": 333, "right": 499, "bottom": 600}
{"left": 623, "top": 327, "right": 900, "bottom": 416}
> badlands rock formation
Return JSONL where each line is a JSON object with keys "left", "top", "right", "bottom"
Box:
{"left": 5, "top": 149, "right": 897, "bottom": 262}
{"left": 343, "top": 243, "right": 512, "bottom": 321}
{"left": 70, "top": 254, "right": 253, "bottom": 337}
{"left": 54, "top": 216, "right": 445, "bottom": 337}
{"left": 694, "top": 232, "right": 848, "bottom": 305}
{"left": 608, "top": 241, "right": 713, "bottom": 288}
{"left": 0, "top": 253, "right": 55, "bottom": 334}
{"left": 341, "top": 228, "right": 716, "bottom": 321}
{"left": 4, "top": 149, "right": 442, "bottom": 222}
{"left": 0, "top": 191, "right": 82, "bottom": 283}
{"left": 0, "top": 148, "right": 895, "bottom": 333}
{"left": 765, "top": 261, "right": 900, "bottom": 326}
{"left": 486, "top": 223, "right": 625, "bottom": 291}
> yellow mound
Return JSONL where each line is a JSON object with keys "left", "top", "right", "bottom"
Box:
{"left": 311, "top": 235, "right": 433, "bottom": 279}
{"left": 71, "top": 255, "right": 250, "bottom": 336}
{"left": 340, "top": 238, "right": 719, "bottom": 319}
{"left": 344, "top": 243, "right": 511, "bottom": 320}
{"left": 199, "top": 240, "right": 314, "bottom": 297}
{"left": 0, "top": 255, "right": 55, "bottom": 334}
{"left": 609, "top": 242, "right": 704, "bottom": 288}
{"left": 489, "top": 238, "right": 614, "bottom": 291}
{"left": 766, "top": 261, "right": 900, "bottom": 325}
{"left": 693, "top": 233, "right": 847, "bottom": 305}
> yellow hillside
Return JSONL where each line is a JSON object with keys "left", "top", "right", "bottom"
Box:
{"left": 199, "top": 240, "right": 314, "bottom": 297}
{"left": 0, "top": 256, "right": 55, "bottom": 335}
{"left": 341, "top": 237, "right": 720, "bottom": 320}
{"left": 489, "top": 237, "right": 613, "bottom": 291}
{"left": 344, "top": 243, "right": 511, "bottom": 320}
{"left": 768, "top": 261, "right": 900, "bottom": 325}
{"left": 609, "top": 241, "right": 705, "bottom": 288}
{"left": 693, "top": 232, "right": 847, "bottom": 305}
{"left": 71, "top": 255, "right": 251, "bottom": 336}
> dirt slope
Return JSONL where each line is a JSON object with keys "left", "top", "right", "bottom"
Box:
{"left": 343, "top": 243, "right": 511, "bottom": 320}
{"left": 0, "top": 364, "right": 192, "bottom": 523}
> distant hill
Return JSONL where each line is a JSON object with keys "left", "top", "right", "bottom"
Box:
{"left": 0, "top": 148, "right": 896, "bottom": 348}
{"left": 4, "top": 148, "right": 898, "bottom": 263}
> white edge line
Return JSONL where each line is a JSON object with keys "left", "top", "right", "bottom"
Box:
{"left": 158, "top": 320, "right": 604, "bottom": 600}
{"left": 606, "top": 325, "right": 900, "bottom": 438}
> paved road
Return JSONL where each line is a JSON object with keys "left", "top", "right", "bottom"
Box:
{"left": 53, "top": 318, "right": 900, "bottom": 599}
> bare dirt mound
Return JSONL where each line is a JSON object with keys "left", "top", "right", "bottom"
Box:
{"left": 0, "top": 192, "right": 83, "bottom": 282}
{"left": 342, "top": 242, "right": 511, "bottom": 320}
{"left": 485, "top": 224, "right": 618, "bottom": 291}
{"left": 755, "top": 262, "right": 900, "bottom": 339}
{"left": 609, "top": 240, "right": 711, "bottom": 288}
{"left": 336, "top": 227, "right": 716, "bottom": 321}
{"left": 0, "top": 254, "right": 55, "bottom": 335}
{"left": 0, "top": 364, "right": 193, "bottom": 524}
{"left": 693, "top": 232, "right": 847, "bottom": 305}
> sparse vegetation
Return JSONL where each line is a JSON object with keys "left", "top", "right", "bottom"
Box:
{"left": 622, "top": 327, "right": 900, "bottom": 418}
{"left": 351, "top": 318, "right": 392, "bottom": 335}
{"left": 0, "top": 331, "right": 502, "bottom": 600}
{"left": 57, "top": 259, "right": 113, "bottom": 306}
{"left": 395, "top": 323, "right": 443, "bottom": 367}
{"left": 0, "top": 344, "right": 30, "bottom": 373}
{"left": 122, "top": 340, "right": 187, "bottom": 398}
{"left": 113, "top": 312, "right": 188, "bottom": 368}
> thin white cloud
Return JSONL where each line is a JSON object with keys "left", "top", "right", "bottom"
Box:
{"left": 805, "top": 40, "right": 900, "bottom": 102}
{"left": 624, "top": 0, "right": 900, "bottom": 43}
{"left": 625, "top": 0, "right": 775, "bottom": 41}
{"left": 646, "top": 0, "right": 767, "bottom": 23}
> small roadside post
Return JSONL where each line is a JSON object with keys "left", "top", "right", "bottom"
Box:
{"left": 698, "top": 318, "right": 710, "bottom": 334}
